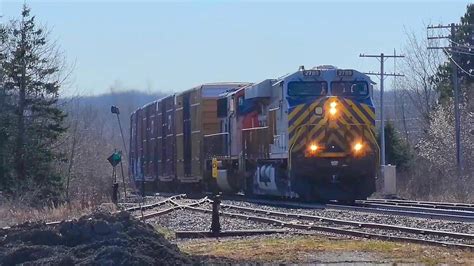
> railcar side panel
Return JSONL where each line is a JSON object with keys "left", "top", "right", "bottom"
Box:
{"left": 136, "top": 108, "right": 144, "bottom": 181}
{"left": 150, "top": 101, "right": 159, "bottom": 181}
{"left": 157, "top": 96, "right": 176, "bottom": 182}
{"left": 156, "top": 100, "right": 164, "bottom": 180}
{"left": 129, "top": 112, "right": 137, "bottom": 179}
{"left": 175, "top": 94, "right": 185, "bottom": 180}
{"left": 143, "top": 103, "right": 154, "bottom": 182}
{"left": 190, "top": 89, "right": 201, "bottom": 180}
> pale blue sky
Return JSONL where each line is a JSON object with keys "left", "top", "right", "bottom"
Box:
{"left": 0, "top": 1, "right": 470, "bottom": 96}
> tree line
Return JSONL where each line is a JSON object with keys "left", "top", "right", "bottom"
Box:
{"left": 0, "top": 5, "right": 66, "bottom": 205}
{"left": 385, "top": 4, "right": 473, "bottom": 201}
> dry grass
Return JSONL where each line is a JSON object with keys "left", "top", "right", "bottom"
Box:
{"left": 0, "top": 200, "right": 115, "bottom": 228}
{"left": 179, "top": 234, "right": 474, "bottom": 264}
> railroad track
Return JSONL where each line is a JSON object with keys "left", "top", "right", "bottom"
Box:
{"left": 4, "top": 194, "right": 472, "bottom": 251}
{"left": 330, "top": 202, "right": 474, "bottom": 223}
{"left": 361, "top": 198, "right": 474, "bottom": 212}
{"left": 181, "top": 198, "right": 474, "bottom": 250}
{"left": 221, "top": 196, "right": 474, "bottom": 223}
{"left": 125, "top": 194, "right": 208, "bottom": 220}
{"left": 120, "top": 194, "right": 474, "bottom": 249}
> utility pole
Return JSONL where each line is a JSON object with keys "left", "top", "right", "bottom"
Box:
{"left": 427, "top": 23, "right": 464, "bottom": 173}
{"left": 360, "top": 53, "right": 405, "bottom": 168}
{"left": 451, "top": 23, "right": 461, "bottom": 173}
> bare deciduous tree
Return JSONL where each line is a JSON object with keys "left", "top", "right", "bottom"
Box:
{"left": 400, "top": 27, "right": 444, "bottom": 122}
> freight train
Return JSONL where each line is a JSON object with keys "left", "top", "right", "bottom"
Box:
{"left": 129, "top": 66, "right": 379, "bottom": 201}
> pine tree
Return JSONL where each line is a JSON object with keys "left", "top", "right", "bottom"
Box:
{"left": 434, "top": 4, "right": 473, "bottom": 104}
{"left": 1, "top": 5, "right": 67, "bottom": 203}
{"left": 0, "top": 24, "right": 15, "bottom": 191}
{"left": 379, "top": 122, "right": 412, "bottom": 170}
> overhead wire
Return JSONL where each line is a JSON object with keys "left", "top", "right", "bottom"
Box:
{"left": 443, "top": 48, "right": 474, "bottom": 77}
{"left": 451, "top": 50, "right": 474, "bottom": 56}
{"left": 448, "top": 39, "right": 474, "bottom": 49}
{"left": 446, "top": 39, "right": 474, "bottom": 55}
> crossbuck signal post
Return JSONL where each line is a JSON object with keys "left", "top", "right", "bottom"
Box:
{"left": 359, "top": 52, "right": 405, "bottom": 169}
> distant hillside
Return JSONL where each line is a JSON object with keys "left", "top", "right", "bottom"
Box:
{"left": 60, "top": 90, "right": 167, "bottom": 151}
{"left": 63, "top": 90, "right": 166, "bottom": 115}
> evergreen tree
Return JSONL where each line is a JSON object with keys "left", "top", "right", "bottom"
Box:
{"left": 1, "top": 5, "right": 66, "bottom": 203}
{"left": 434, "top": 4, "right": 473, "bottom": 104}
{"left": 379, "top": 121, "right": 412, "bottom": 170}
{"left": 0, "top": 24, "right": 15, "bottom": 191}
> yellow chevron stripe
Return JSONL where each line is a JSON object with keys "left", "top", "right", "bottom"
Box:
{"left": 290, "top": 98, "right": 377, "bottom": 155}
{"left": 305, "top": 116, "right": 328, "bottom": 143}
{"left": 288, "top": 98, "right": 324, "bottom": 136}
{"left": 288, "top": 105, "right": 304, "bottom": 121}
{"left": 338, "top": 116, "right": 361, "bottom": 141}
{"left": 344, "top": 99, "right": 372, "bottom": 127}
{"left": 361, "top": 103, "right": 375, "bottom": 121}
{"left": 293, "top": 127, "right": 311, "bottom": 152}
{"left": 289, "top": 109, "right": 310, "bottom": 136}
{"left": 293, "top": 129, "right": 306, "bottom": 152}
{"left": 290, "top": 123, "right": 310, "bottom": 150}
{"left": 293, "top": 117, "right": 329, "bottom": 152}
{"left": 338, "top": 102, "right": 358, "bottom": 127}
{"left": 360, "top": 103, "right": 376, "bottom": 133}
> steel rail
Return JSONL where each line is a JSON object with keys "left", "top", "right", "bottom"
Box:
{"left": 361, "top": 199, "right": 474, "bottom": 212}
{"left": 208, "top": 199, "right": 474, "bottom": 241}
{"left": 326, "top": 204, "right": 474, "bottom": 223}
{"left": 124, "top": 194, "right": 186, "bottom": 212}
{"left": 367, "top": 198, "right": 474, "bottom": 207}
{"left": 138, "top": 197, "right": 208, "bottom": 220}
{"left": 222, "top": 196, "right": 474, "bottom": 223}
{"left": 355, "top": 202, "right": 474, "bottom": 216}
{"left": 184, "top": 204, "right": 474, "bottom": 250}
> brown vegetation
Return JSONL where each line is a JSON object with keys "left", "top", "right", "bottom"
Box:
{"left": 180, "top": 234, "right": 474, "bottom": 264}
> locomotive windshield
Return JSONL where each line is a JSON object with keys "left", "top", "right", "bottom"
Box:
{"left": 331, "top": 81, "right": 368, "bottom": 96}
{"left": 287, "top": 81, "right": 327, "bottom": 96}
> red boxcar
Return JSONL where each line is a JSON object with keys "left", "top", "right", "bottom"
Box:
{"left": 157, "top": 95, "right": 176, "bottom": 186}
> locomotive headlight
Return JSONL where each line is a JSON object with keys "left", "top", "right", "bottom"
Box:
{"left": 310, "top": 144, "right": 318, "bottom": 152}
{"left": 328, "top": 102, "right": 337, "bottom": 115}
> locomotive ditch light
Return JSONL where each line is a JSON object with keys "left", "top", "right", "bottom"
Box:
{"left": 305, "top": 143, "right": 321, "bottom": 157}
{"left": 353, "top": 142, "right": 363, "bottom": 152}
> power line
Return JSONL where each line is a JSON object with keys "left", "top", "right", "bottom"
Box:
{"left": 427, "top": 23, "right": 463, "bottom": 173}
{"left": 443, "top": 48, "right": 474, "bottom": 77}
{"left": 451, "top": 49, "right": 474, "bottom": 56}
{"left": 448, "top": 39, "right": 474, "bottom": 49}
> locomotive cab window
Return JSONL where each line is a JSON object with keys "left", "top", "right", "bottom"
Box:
{"left": 287, "top": 81, "right": 327, "bottom": 96}
{"left": 331, "top": 81, "right": 369, "bottom": 97}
